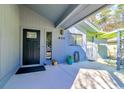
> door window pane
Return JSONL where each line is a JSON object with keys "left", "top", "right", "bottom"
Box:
{"left": 46, "top": 32, "right": 52, "bottom": 60}
{"left": 27, "top": 32, "right": 37, "bottom": 38}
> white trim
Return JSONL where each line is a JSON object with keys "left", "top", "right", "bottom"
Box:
{"left": 20, "top": 26, "right": 42, "bottom": 67}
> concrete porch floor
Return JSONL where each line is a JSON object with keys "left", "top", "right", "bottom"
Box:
{"left": 3, "top": 61, "right": 124, "bottom": 89}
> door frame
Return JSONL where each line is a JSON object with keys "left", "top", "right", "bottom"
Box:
{"left": 20, "top": 26, "right": 42, "bottom": 67}
{"left": 44, "top": 30, "right": 53, "bottom": 64}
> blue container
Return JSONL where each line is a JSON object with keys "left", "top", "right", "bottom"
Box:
{"left": 66, "top": 56, "right": 73, "bottom": 65}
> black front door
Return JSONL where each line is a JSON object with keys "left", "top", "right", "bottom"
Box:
{"left": 23, "top": 29, "right": 40, "bottom": 65}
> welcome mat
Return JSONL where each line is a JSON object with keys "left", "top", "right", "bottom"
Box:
{"left": 16, "top": 66, "right": 46, "bottom": 74}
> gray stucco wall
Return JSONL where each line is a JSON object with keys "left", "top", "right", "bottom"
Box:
{"left": 52, "top": 30, "right": 87, "bottom": 63}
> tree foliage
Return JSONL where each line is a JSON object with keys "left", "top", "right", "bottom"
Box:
{"left": 87, "top": 4, "right": 124, "bottom": 32}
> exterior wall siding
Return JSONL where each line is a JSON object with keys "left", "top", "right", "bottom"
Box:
{"left": 0, "top": 5, "right": 20, "bottom": 88}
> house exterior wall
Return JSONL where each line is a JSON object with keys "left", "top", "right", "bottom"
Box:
{"left": 20, "top": 5, "right": 87, "bottom": 64}
{"left": 0, "top": 5, "right": 20, "bottom": 88}
{"left": 0, "top": 5, "right": 87, "bottom": 88}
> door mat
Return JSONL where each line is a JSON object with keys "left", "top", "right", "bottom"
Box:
{"left": 16, "top": 66, "right": 46, "bottom": 74}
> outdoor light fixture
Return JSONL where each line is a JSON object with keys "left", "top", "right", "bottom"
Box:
{"left": 58, "top": 29, "right": 65, "bottom": 39}
{"left": 60, "top": 29, "right": 64, "bottom": 35}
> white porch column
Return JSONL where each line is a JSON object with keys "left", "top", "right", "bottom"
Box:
{"left": 116, "top": 31, "right": 121, "bottom": 70}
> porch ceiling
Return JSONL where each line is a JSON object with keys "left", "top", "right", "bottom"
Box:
{"left": 25, "top": 4, "right": 78, "bottom": 26}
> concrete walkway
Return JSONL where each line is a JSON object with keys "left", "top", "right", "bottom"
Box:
{"left": 3, "top": 61, "right": 124, "bottom": 89}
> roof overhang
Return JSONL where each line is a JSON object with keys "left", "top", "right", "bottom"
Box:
{"left": 56, "top": 4, "right": 106, "bottom": 29}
